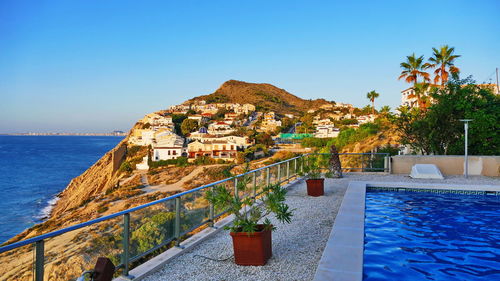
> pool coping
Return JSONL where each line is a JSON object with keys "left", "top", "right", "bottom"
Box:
{"left": 313, "top": 181, "right": 500, "bottom": 281}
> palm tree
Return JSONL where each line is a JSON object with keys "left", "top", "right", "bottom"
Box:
{"left": 399, "top": 53, "right": 430, "bottom": 110}
{"left": 366, "top": 90, "right": 379, "bottom": 115}
{"left": 427, "top": 45, "right": 460, "bottom": 85}
{"left": 399, "top": 53, "right": 430, "bottom": 85}
{"left": 410, "top": 83, "right": 431, "bottom": 110}
{"left": 380, "top": 105, "right": 391, "bottom": 114}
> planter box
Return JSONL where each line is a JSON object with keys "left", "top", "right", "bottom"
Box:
{"left": 230, "top": 225, "right": 272, "bottom": 266}
{"left": 306, "top": 178, "right": 324, "bottom": 196}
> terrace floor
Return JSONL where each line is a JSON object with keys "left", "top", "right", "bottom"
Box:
{"left": 138, "top": 174, "right": 500, "bottom": 281}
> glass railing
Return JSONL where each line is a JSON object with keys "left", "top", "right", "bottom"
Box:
{"left": 0, "top": 156, "right": 304, "bottom": 281}
{"left": 0, "top": 152, "right": 389, "bottom": 281}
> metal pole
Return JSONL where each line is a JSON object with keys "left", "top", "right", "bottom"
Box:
{"left": 252, "top": 172, "right": 257, "bottom": 199}
{"left": 294, "top": 158, "right": 297, "bottom": 175}
{"left": 208, "top": 187, "right": 215, "bottom": 227}
{"left": 286, "top": 161, "right": 290, "bottom": 181}
{"left": 277, "top": 164, "right": 281, "bottom": 185}
{"left": 234, "top": 178, "right": 239, "bottom": 199}
{"left": 174, "top": 197, "right": 181, "bottom": 247}
{"left": 464, "top": 122, "right": 469, "bottom": 179}
{"left": 35, "top": 240, "right": 44, "bottom": 281}
{"left": 122, "top": 213, "right": 131, "bottom": 277}
{"left": 460, "top": 119, "right": 472, "bottom": 179}
{"left": 266, "top": 167, "right": 270, "bottom": 186}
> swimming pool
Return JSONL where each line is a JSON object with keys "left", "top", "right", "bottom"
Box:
{"left": 363, "top": 190, "right": 500, "bottom": 280}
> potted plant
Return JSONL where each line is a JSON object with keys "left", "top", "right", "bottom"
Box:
{"left": 303, "top": 156, "right": 325, "bottom": 196}
{"left": 206, "top": 173, "right": 293, "bottom": 266}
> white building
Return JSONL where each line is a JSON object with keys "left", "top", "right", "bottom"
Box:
{"left": 357, "top": 114, "right": 376, "bottom": 124}
{"left": 315, "top": 125, "right": 340, "bottom": 138}
{"left": 152, "top": 135, "right": 186, "bottom": 161}
{"left": 208, "top": 121, "right": 234, "bottom": 136}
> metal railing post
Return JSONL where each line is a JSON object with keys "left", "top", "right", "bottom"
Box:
{"left": 277, "top": 164, "right": 281, "bottom": 185}
{"left": 361, "top": 154, "right": 364, "bottom": 172}
{"left": 35, "top": 240, "right": 44, "bottom": 281}
{"left": 209, "top": 186, "right": 215, "bottom": 227}
{"left": 121, "top": 213, "right": 131, "bottom": 278}
{"left": 266, "top": 167, "right": 270, "bottom": 186}
{"left": 286, "top": 161, "right": 290, "bottom": 181}
{"left": 234, "top": 177, "right": 239, "bottom": 200}
{"left": 252, "top": 172, "right": 257, "bottom": 199}
{"left": 294, "top": 158, "right": 297, "bottom": 176}
{"left": 175, "top": 197, "right": 181, "bottom": 247}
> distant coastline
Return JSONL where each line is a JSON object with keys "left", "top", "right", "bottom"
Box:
{"left": 0, "top": 131, "right": 127, "bottom": 136}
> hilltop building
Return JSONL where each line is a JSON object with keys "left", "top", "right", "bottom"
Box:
{"left": 152, "top": 134, "right": 186, "bottom": 161}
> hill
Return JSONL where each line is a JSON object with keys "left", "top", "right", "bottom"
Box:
{"left": 189, "top": 80, "right": 333, "bottom": 115}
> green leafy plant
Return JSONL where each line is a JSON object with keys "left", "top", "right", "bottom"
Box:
{"left": 301, "top": 156, "right": 322, "bottom": 180}
{"left": 205, "top": 169, "right": 293, "bottom": 233}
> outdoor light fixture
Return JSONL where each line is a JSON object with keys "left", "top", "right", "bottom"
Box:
{"left": 459, "top": 119, "right": 473, "bottom": 178}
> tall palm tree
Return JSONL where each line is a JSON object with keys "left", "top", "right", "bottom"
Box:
{"left": 366, "top": 90, "right": 379, "bottom": 115}
{"left": 399, "top": 53, "right": 430, "bottom": 110}
{"left": 399, "top": 53, "right": 430, "bottom": 85}
{"left": 427, "top": 45, "right": 460, "bottom": 85}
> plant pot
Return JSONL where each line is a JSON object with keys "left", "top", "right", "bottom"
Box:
{"left": 230, "top": 224, "right": 272, "bottom": 266}
{"left": 306, "top": 178, "right": 324, "bottom": 196}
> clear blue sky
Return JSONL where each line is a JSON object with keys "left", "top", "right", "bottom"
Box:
{"left": 1, "top": 0, "right": 499, "bottom": 133}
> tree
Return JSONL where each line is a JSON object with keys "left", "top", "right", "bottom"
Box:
{"left": 181, "top": 118, "right": 200, "bottom": 135}
{"left": 366, "top": 90, "right": 379, "bottom": 115}
{"left": 394, "top": 78, "right": 499, "bottom": 155}
{"left": 380, "top": 105, "right": 391, "bottom": 114}
{"left": 399, "top": 53, "right": 430, "bottom": 108}
{"left": 427, "top": 45, "right": 460, "bottom": 85}
{"left": 254, "top": 133, "right": 275, "bottom": 147}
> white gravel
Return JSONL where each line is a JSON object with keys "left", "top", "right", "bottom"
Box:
{"left": 142, "top": 174, "right": 499, "bottom": 281}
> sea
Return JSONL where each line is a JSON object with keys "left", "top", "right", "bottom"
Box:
{"left": 0, "top": 135, "right": 124, "bottom": 244}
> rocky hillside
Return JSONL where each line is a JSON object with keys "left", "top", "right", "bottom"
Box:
{"left": 190, "top": 80, "right": 333, "bottom": 115}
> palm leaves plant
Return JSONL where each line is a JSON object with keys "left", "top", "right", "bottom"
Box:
{"left": 399, "top": 54, "right": 430, "bottom": 109}
{"left": 427, "top": 45, "right": 460, "bottom": 85}
{"left": 205, "top": 173, "right": 292, "bottom": 233}
{"left": 366, "top": 90, "right": 380, "bottom": 115}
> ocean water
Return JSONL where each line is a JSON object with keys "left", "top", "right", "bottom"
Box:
{"left": 364, "top": 191, "right": 500, "bottom": 281}
{"left": 0, "top": 135, "right": 123, "bottom": 244}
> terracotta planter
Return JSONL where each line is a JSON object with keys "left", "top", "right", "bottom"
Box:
{"left": 230, "top": 225, "right": 272, "bottom": 266}
{"left": 306, "top": 178, "right": 324, "bottom": 196}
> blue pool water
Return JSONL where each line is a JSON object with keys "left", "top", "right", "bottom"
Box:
{"left": 364, "top": 190, "right": 500, "bottom": 281}
{"left": 0, "top": 135, "right": 123, "bottom": 244}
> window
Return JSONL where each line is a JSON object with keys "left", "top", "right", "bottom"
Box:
{"left": 173, "top": 150, "right": 176, "bottom": 155}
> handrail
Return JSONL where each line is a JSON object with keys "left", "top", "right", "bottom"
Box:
{"left": 0, "top": 152, "right": 390, "bottom": 281}
{"left": 0, "top": 155, "right": 303, "bottom": 253}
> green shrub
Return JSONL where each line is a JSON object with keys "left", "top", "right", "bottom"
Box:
{"left": 119, "top": 161, "right": 133, "bottom": 173}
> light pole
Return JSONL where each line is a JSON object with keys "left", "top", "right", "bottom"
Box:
{"left": 459, "top": 119, "right": 473, "bottom": 179}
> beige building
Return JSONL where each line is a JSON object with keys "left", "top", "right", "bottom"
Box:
{"left": 187, "top": 140, "right": 239, "bottom": 161}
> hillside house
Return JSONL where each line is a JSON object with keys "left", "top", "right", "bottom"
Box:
{"left": 153, "top": 135, "right": 186, "bottom": 161}
{"left": 187, "top": 140, "right": 239, "bottom": 161}
{"left": 208, "top": 121, "right": 234, "bottom": 135}
{"left": 357, "top": 114, "right": 376, "bottom": 124}
{"left": 315, "top": 125, "right": 340, "bottom": 138}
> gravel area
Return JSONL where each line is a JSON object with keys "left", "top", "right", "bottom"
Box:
{"left": 142, "top": 174, "right": 499, "bottom": 281}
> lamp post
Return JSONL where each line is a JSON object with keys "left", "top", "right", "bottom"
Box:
{"left": 459, "top": 119, "right": 473, "bottom": 179}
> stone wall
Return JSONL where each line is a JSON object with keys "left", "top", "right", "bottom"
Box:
{"left": 391, "top": 155, "right": 500, "bottom": 177}
{"left": 112, "top": 144, "right": 127, "bottom": 173}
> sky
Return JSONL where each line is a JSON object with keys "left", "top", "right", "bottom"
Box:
{"left": 1, "top": 0, "right": 499, "bottom": 133}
